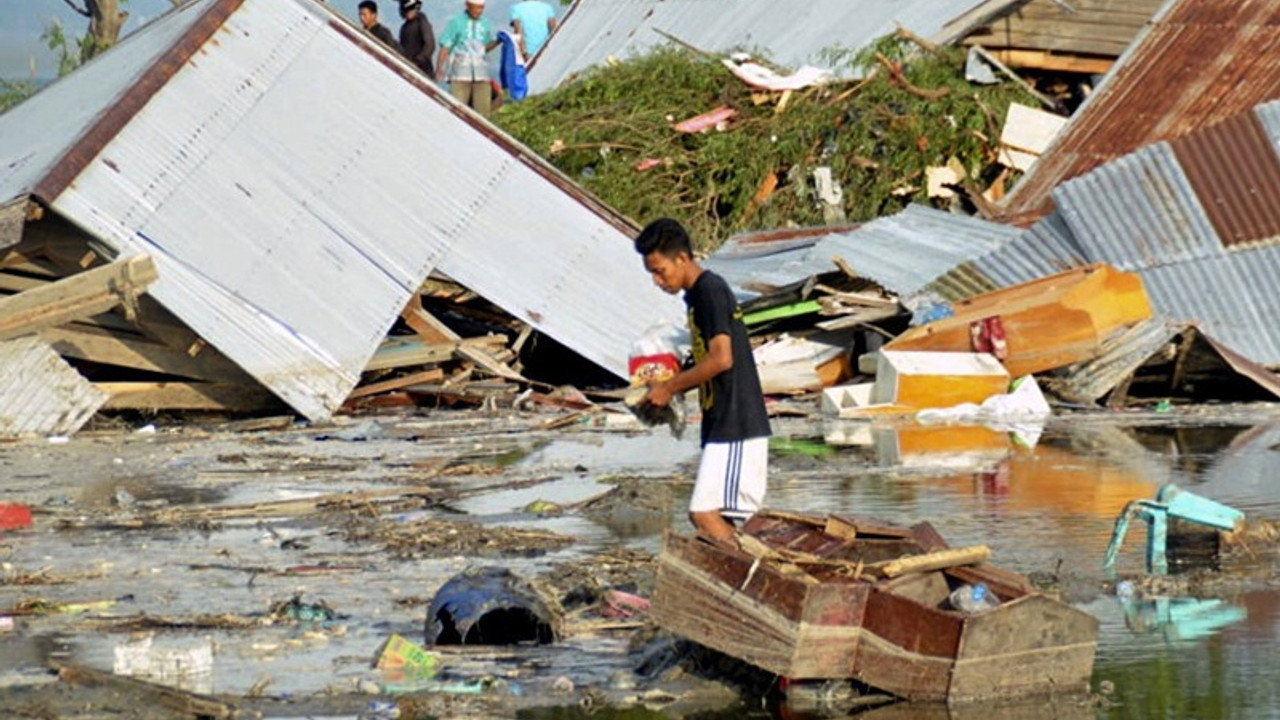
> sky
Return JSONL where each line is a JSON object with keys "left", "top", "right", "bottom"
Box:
{"left": 0, "top": 0, "right": 545, "bottom": 80}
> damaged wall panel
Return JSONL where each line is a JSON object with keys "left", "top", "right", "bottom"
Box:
{"left": 0, "top": 336, "right": 107, "bottom": 437}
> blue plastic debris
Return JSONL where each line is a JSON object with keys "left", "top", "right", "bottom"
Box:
{"left": 426, "top": 566, "right": 559, "bottom": 645}
{"left": 1104, "top": 483, "right": 1245, "bottom": 575}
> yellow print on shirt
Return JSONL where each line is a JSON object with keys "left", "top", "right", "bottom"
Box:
{"left": 687, "top": 304, "right": 745, "bottom": 412}
{"left": 687, "top": 307, "right": 713, "bottom": 411}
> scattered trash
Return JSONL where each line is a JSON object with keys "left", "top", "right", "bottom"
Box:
{"left": 601, "top": 589, "right": 651, "bottom": 619}
{"left": 0, "top": 503, "right": 33, "bottom": 531}
{"left": 523, "top": 499, "right": 564, "bottom": 516}
{"left": 373, "top": 633, "right": 439, "bottom": 684}
{"left": 0, "top": 615, "right": 14, "bottom": 632}
{"left": 113, "top": 635, "right": 214, "bottom": 694}
{"left": 271, "top": 595, "right": 337, "bottom": 623}
{"left": 426, "top": 566, "right": 561, "bottom": 645}
{"left": 948, "top": 582, "right": 1000, "bottom": 613}
{"left": 721, "top": 55, "right": 833, "bottom": 92}
{"left": 671, "top": 105, "right": 737, "bottom": 133}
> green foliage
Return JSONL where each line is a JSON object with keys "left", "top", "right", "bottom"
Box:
{"left": 42, "top": 19, "right": 90, "bottom": 77}
{"left": 494, "top": 37, "right": 1038, "bottom": 252}
{"left": 0, "top": 79, "right": 37, "bottom": 114}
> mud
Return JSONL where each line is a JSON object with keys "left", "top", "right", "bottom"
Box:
{"left": 2, "top": 404, "right": 1280, "bottom": 718}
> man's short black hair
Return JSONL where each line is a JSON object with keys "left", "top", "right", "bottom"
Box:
{"left": 635, "top": 218, "right": 692, "bottom": 258}
{"left": 359, "top": 0, "right": 378, "bottom": 13}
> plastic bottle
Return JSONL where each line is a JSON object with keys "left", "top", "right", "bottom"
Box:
{"left": 949, "top": 582, "right": 999, "bottom": 613}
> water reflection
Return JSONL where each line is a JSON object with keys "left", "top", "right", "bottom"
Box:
{"left": 800, "top": 417, "right": 1280, "bottom": 720}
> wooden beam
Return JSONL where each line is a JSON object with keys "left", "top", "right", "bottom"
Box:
{"left": 56, "top": 663, "right": 235, "bottom": 719}
{"left": 347, "top": 367, "right": 446, "bottom": 399}
{"left": 97, "top": 381, "right": 280, "bottom": 412}
{"left": 365, "top": 335, "right": 507, "bottom": 372}
{"left": 400, "top": 294, "right": 458, "bottom": 344}
{"left": 880, "top": 546, "right": 991, "bottom": 578}
{"left": 980, "top": 48, "right": 1114, "bottom": 75}
{"left": 0, "top": 254, "right": 157, "bottom": 341}
{"left": 40, "top": 325, "right": 248, "bottom": 382}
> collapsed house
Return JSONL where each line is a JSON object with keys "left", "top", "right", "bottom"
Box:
{"left": 0, "top": 0, "right": 682, "bottom": 435}
{"left": 959, "top": 0, "right": 1165, "bottom": 76}
{"left": 990, "top": 0, "right": 1280, "bottom": 226}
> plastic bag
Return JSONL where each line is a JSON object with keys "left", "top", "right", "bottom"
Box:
{"left": 626, "top": 322, "right": 688, "bottom": 438}
{"left": 628, "top": 322, "right": 686, "bottom": 386}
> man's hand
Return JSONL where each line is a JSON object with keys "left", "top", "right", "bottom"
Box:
{"left": 646, "top": 379, "right": 673, "bottom": 408}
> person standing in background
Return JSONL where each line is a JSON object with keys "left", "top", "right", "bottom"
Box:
{"left": 397, "top": 0, "right": 436, "bottom": 77}
{"left": 358, "top": 1, "right": 401, "bottom": 52}
{"left": 436, "top": 0, "right": 500, "bottom": 115}
{"left": 509, "top": 0, "right": 556, "bottom": 58}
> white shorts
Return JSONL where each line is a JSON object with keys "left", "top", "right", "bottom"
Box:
{"left": 690, "top": 437, "right": 768, "bottom": 519}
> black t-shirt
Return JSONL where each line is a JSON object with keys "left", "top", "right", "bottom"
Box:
{"left": 684, "top": 270, "right": 771, "bottom": 446}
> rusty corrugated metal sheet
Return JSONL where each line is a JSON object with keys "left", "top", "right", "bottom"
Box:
{"left": 0, "top": 336, "right": 107, "bottom": 438}
{"left": 992, "top": 0, "right": 1280, "bottom": 227}
{"left": 1170, "top": 110, "right": 1280, "bottom": 248}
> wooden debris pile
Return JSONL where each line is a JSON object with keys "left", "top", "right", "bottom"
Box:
{"left": 344, "top": 274, "right": 534, "bottom": 412}
{"left": 0, "top": 203, "right": 576, "bottom": 436}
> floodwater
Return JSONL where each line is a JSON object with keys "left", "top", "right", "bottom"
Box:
{"left": 2, "top": 407, "right": 1280, "bottom": 718}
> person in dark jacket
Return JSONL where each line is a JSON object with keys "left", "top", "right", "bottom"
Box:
{"left": 398, "top": 0, "right": 436, "bottom": 77}
{"left": 358, "top": 1, "right": 400, "bottom": 52}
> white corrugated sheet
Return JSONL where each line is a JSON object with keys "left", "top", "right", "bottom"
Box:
{"left": 1, "top": 0, "right": 681, "bottom": 421}
{"left": 0, "top": 0, "right": 211, "bottom": 200}
{"left": 0, "top": 337, "right": 107, "bottom": 437}
{"left": 528, "top": 0, "right": 1017, "bottom": 94}
{"left": 704, "top": 204, "right": 1019, "bottom": 301}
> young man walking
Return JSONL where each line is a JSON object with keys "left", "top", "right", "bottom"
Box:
{"left": 635, "top": 218, "right": 771, "bottom": 548}
{"left": 358, "top": 1, "right": 401, "bottom": 53}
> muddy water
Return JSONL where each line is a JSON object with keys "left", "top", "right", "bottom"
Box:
{"left": 2, "top": 410, "right": 1280, "bottom": 718}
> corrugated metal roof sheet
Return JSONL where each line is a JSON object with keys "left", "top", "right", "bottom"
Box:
{"left": 992, "top": 0, "right": 1280, "bottom": 227}
{"left": 0, "top": 0, "right": 213, "bottom": 201}
{"left": 1139, "top": 248, "right": 1280, "bottom": 366}
{"left": 704, "top": 204, "right": 1019, "bottom": 301}
{"left": 0, "top": 337, "right": 107, "bottom": 437}
{"left": 527, "top": 0, "right": 1021, "bottom": 94}
{"left": 1053, "top": 142, "right": 1223, "bottom": 270}
{"left": 0, "top": 0, "right": 682, "bottom": 421}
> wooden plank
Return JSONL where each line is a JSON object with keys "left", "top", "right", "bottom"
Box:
{"left": 56, "top": 663, "right": 235, "bottom": 719}
{"left": 0, "top": 255, "right": 157, "bottom": 341}
{"left": 365, "top": 335, "right": 507, "bottom": 371}
{"left": 41, "top": 325, "right": 248, "bottom": 382}
{"left": 400, "top": 294, "right": 457, "bottom": 344}
{"left": 978, "top": 48, "right": 1115, "bottom": 75}
{"left": 881, "top": 546, "right": 991, "bottom": 578}
{"left": 0, "top": 197, "right": 27, "bottom": 253}
{"left": 348, "top": 368, "right": 446, "bottom": 399}
{"left": 97, "top": 381, "right": 280, "bottom": 412}
{"left": 0, "top": 270, "right": 50, "bottom": 293}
